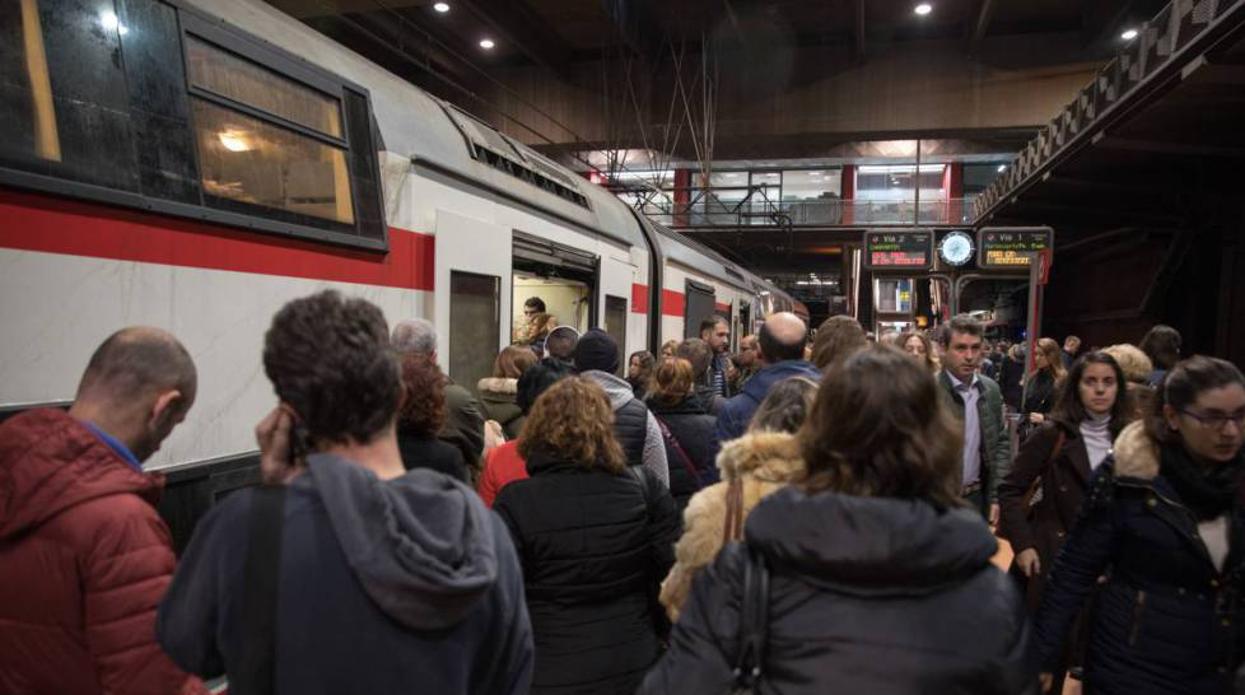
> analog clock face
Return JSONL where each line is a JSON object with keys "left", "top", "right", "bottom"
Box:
{"left": 939, "top": 232, "right": 974, "bottom": 266}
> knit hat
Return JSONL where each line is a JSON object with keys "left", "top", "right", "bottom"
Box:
{"left": 572, "top": 328, "right": 620, "bottom": 374}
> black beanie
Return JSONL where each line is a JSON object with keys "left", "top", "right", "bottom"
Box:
{"left": 573, "top": 328, "right": 620, "bottom": 374}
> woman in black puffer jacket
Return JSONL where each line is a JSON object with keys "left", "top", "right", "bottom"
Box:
{"left": 494, "top": 377, "right": 680, "bottom": 695}
{"left": 1034, "top": 356, "right": 1245, "bottom": 695}
{"left": 647, "top": 357, "right": 718, "bottom": 511}
{"left": 639, "top": 347, "right": 1036, "bottom": 695}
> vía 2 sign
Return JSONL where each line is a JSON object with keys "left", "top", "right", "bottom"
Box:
{"left": 863, "top": 230, "right": 934, "bottom": 271}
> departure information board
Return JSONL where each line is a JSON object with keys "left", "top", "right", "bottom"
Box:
{"left": 863, "top": 230, "right": 934, "bottom": 271}
{"left": 977, "top": 227, "right": 1053, "bottom": 269}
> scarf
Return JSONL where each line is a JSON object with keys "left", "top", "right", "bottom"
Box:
{"left": 1160, "top": 443, "right": 1245, "bottom": 521}
{"left": 1079, "top": 413, "right": 1113, "bottom": 470}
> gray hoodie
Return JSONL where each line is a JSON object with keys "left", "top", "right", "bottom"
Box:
{"left": 158, "top": 453, "right": 533, "bottom": 694}
{"left": 582, "top": 370, "right": 671, "bottom": 488}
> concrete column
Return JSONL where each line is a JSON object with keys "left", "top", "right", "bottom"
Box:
{"left": 841, "top": 164, "right": 856, "bottom": 225}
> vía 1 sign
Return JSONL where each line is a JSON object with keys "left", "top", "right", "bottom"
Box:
{"left": 863, "top": 230, "right": 933, "bottom": 271}
{"left": 976, "top": 227, "right": 1053, "bottom": 269}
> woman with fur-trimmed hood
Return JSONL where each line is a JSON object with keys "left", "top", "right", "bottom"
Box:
{"left": 659, "top": 377, "right": 817, "bottom": 622}
{"left": 1034, "top": 356, "right": 1245, "bottom": 695}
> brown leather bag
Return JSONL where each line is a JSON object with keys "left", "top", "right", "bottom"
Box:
{"left": 1022, "top": 428, "right": 1066, "bottom": 518}
{"left": 723, "top": 477, "right": 746, "bottom": 543}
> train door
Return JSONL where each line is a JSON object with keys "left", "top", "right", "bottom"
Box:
{"left": 598, "top": 247, "right": 638, "bottom": 365}
{"left": 684, "top": 280, "right": 716, "bottom": 339}
{"left": 512, "top": 232, "right": 596, "bottom": 353}
{"left": 435, "top": 210, "right": 510, "bottom": 388}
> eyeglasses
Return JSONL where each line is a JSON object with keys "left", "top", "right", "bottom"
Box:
{"left": 1180, "top": 409, "right": 1245, "bottom": 431}
{"left": 523, "top": 309, "right": 538, "bottom": 316}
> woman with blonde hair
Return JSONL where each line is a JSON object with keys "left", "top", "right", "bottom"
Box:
{"left": 1022, "top": 337, "right": 1067, "bottom": 435}
{"left": 647, "top": 357, "right": 717, "bottom": 512}
{"left": 478, "top": 345, "right": 539, "bottom": 439}
{"left": 494, "top": 377, "right": 679, "bottom": 695}
{"left": 658, "top": 376, "right": 818, "bottom": 621}
{"left": 1103, "top": 343, "right": 1155, "bottom": 422}
{"left": 899, "top": 330, "right": 940, "bottom": 374}
{"left": 659, "top": 339, "right": 679, "bottom": 360}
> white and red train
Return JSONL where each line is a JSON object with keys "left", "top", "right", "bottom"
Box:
{"left": 0, "top": 0, "right": 800, "bottom": 484}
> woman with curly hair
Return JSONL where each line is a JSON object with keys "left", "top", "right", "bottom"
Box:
{"left": 396, "top": 353, "right": 468, "bottom": 482}
{"left": 494, "top": 377, "right": 680, "bottom": 695}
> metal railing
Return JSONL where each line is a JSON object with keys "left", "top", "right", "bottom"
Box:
{"left": 634, "top": 196, "right": 977, "bottom": 228}
{"left": 972, "top": 0, "right": 1245, "bottom": 221}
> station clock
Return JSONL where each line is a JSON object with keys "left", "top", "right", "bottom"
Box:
{"left": 938, "top": 231, "right": 975, "bottom": 267}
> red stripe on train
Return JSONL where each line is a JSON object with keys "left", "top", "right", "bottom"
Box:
{"left": 0, "top": 189, "right": 435, "bottom": 291}
{"left": 630, "top": 285, "right": 685, "bottom": 317}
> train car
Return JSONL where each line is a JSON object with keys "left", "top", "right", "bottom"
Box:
{"left": 0, "top": 0, "right": 795, "bottom": 545}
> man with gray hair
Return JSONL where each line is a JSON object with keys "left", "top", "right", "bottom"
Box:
{"left": 392, "top": 319, "right": 486, "bottom": 478}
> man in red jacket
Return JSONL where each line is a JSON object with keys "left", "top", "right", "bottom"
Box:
{"left": 0, "top": 326, "right": 206, "bottom": 695}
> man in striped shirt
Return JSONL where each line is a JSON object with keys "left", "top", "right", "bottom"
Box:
{"left": 699, "top": 315, "right": 732, "bottom": 399}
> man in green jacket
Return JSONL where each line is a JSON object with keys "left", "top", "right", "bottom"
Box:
{"left": 392, "top": 319, "right": 485, "bottom": 479}
{"left": 937, "top": 315, "right": 1010, "bottom": 525}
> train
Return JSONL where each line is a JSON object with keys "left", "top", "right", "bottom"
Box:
{"left": 0, "top": 0, "right": 798, "bottom": 542}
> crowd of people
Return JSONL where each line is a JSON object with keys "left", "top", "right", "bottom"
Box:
{"left": 2, "top": 288, "right": 1243, "bottom": 695}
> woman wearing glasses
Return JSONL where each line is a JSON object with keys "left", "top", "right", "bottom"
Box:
{"left": 1034, "top": 356, "right": 1245, "bottom": 695}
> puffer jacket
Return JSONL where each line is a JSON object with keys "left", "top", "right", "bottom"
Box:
{"left": 640, "top": 485, "right": 1036, "bottom": 695}
{"left": 659, "top": 430, "right": 802, "bottom": 622}
{"left": 493, "top": 450, "right": 680, "bottom": 695}
{"left": 582, "top": 370, "right": 670, "bottom": 488}
{"left": 478, "top": 377, "right": 525, "bottom": 439}
{"left": 648, "top": 395, "right": 718, "bottom": 512}
{"left": 1034, "top": 421, "right": 1245, "bottom": 695}
{"left": 0, "top": 409, "right": 205, "bottom": 695}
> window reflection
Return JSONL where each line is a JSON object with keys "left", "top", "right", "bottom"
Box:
{"left": 186, "top": 36, "right": 342, "bottom": 139}
{"left": 192, "top": 99, "right": 354, "bottom": 225}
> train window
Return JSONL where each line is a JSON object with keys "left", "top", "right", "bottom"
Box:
{"left": 684, "top": 280, "right": 717, "bottom": 340}
{"left": 185, "top": 36, "right": 343, "bottom": 139}
{"left": 191, "top": 99, "right": 355, "bottom": 226}
{"left": 0, "top": 0, "right": 139, "bottom": 192}
{"left": 0, "top": 0, "right": 386, "bottom": 249}
{"left": 604, "top": 295, "right": 628, "bottom": 377}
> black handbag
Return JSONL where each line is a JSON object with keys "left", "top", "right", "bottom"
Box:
{"left": 731, "top": 546, "right": 770, "bottom": 694}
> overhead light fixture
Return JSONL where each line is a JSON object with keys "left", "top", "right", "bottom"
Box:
{"left": 479, "top": 38, "right": 495, "bottom": 50}
{"left": 100, "top": 10, "right": 129, "bottom": 35}
{"left": 218, "top": 130, "right": 253, "bottom": 152}
{"left": 1121, "top": 28, "right": 1138, "bottom": 41}
{"left": 997, "top": 164, "right": 1007, "bottom": 172}
{"left": 914, "top": 3, "right": 933, "bottom": 16}
{"left": 433, "top": 2, "right": 450, "bottom": 12}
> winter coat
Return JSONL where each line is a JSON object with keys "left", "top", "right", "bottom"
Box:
{"left": 478, "top": 377, "right": 525, "bottom": 439}
{"left": 1000, "top": 355, "right": 1027, "bottom": 411}
{"left": 938, "top": 370, "right": 1012, "bottom": 510}
{"left": 1034, "top": 421, "right": 1245, "bottom": 695}
{"left": 1022, "top": 370, "right": 1059, "bottom": 417}
{"left": 397, "top": 427, "right": 469, "bottom": 482}
{"left": 998, "top": 419, "right": 1097, "bottom": 612}
{"left": 648, "top": 395, "right": 718, "bottom": 510}
{"left": 0, "top": 409, "right": 206, "bottom": 695}
{"left": 639, "top": 486, "right": 1037, "bottom": 695}
{"left": 478, "top": 439, "right": 528, "bottom": 508}
{"left": 659, "top": 430, "right": 803, "bottom": 622}
{"left": 157, "top": 453, "right": 533, "bottom": 695}
{"left": 494, "top": 450, "right": 680, "bottom": 695}
{"left": 713, "top": 360, "right": 821, "bottom": 448}
{"left": 582, "top": 370, "right": 670, "bottom": 488}
{"left": 439, "top": 379, "right": 486, "bottom": 477}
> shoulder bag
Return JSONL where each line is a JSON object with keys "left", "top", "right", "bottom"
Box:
{"left": 1023, "top": 428, "right": 1066, "bottom": 518}
{"left": 655, "top": 417, "right": 704, "bottom": 492}
{"left": 233, "top": 485, "right": 287, "bottom": 695}
{"left": 731, "top": 545, "right": 769, "bottom": 695}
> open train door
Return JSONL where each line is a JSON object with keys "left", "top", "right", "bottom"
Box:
{"left": 435, "top": 210, "right": 512, "bottom": 389}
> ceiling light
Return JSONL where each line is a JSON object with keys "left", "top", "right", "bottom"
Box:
{"left": 914, "top": 3, "right": 933, "bottom": 16}
{"left": 479, "top": 38, "right": 495, "bottom": 50}
{"left": 997, "top": 164, "right": 1006, "bottom": 172}
{"left": 99, "top": 10, "right": 129, "bottom": 35}
{"left": 1121, "top": 28, "right": 1138, "bottom": 41}
{"left": 433, "top": 2, "right": 450, "bottom": 12}
{"left": 218, "top": 130, "right": 253, "bottom": 152}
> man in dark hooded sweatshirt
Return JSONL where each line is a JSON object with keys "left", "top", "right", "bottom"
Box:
{"left": 156, "top": 290, "right": 533, "bottom": 695}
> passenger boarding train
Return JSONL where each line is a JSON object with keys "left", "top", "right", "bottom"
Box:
{"left": 0, "top": 0, "right": 801, "bottom": 482}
